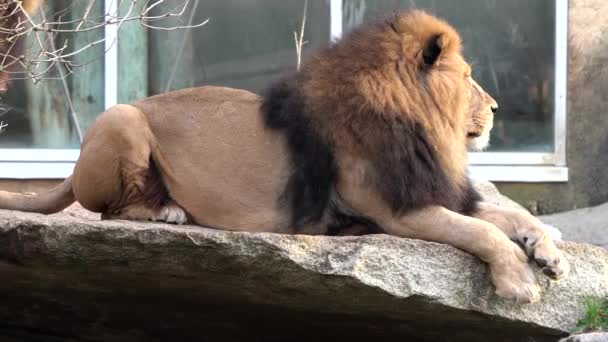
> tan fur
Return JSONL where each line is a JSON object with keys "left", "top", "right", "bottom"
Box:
{"left": 0, "top": 11, "right": 569, "bottom": 303}
{"left": 21, "top": 0, "right": 41, "bottom": 14}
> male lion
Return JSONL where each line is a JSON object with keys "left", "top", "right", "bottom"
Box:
{"left": 0, "top": 11, "right": 568, "bottom": 303}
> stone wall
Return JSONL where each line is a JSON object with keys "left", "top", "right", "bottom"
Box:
{"left": 1, "top": 206, "right": 607, "bottom": 341}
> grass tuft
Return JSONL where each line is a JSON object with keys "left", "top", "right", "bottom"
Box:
{"left": 574, "top": 298, "right": 608, "bottom": 333}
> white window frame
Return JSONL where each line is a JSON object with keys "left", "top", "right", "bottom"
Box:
{"left": 0, "top": 0, "right": 568, "bottom": 182}
{"left": 469, "top": 0, "right": 569, "bottom": 182}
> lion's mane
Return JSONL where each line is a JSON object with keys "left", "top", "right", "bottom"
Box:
{"left": 262, "top": 11, "right": 481, "bottom": 229}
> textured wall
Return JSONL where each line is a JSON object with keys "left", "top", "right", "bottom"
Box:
{"left": 497, "top": 0, "right": 608, "bottom": 214}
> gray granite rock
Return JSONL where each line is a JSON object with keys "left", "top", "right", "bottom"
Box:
{"left": 0, "top": 204, "right": 606, "bottom": 341}
{"left": 560, "top": 332, "right": 608, "bottom": 342}
{"left": 541, "top": 203, "right": 608, "bottom": 249}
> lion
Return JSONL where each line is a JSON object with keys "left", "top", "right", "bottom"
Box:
{"left": 0, "top": 11, "right": 568, "bottom": 303}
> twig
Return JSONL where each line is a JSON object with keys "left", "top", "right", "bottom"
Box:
{"left": 0, "top": 0, "right": 209, "bottom": 83}
{"left": 164, "top": 0, "right": 200, "bottom": 92}
{"left": 75, "top": 0, "right": 95, "bottom": 30}
{"left": 293, "top": 0, "right": 308, "bottom": 71}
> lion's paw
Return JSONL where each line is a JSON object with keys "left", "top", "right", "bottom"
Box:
{"left": 532, "top": 239, "right": 570, "bottom": 280}
{"left": 520, "top": 229, "right": 570, "bottom": 281}
{"left": 155, "top": 204, "right": 188, "bottom": 225}
{"left": 491, "top": 243, "right": 540, "bottom": 304}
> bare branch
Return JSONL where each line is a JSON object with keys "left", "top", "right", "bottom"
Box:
{"left": 293, "top": 0, "right": 308, "bottom": 71}
{"left": 0, "top": 0, "right": 209, "bottom": 83}
{"left": 164, "top": 0, "right": 200, "bottom": 92}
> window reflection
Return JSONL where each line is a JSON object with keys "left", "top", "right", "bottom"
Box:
{"left": 148, "top": 0, "right": 330, "bottom": 95}
{"left": 343, "top": 0, "right": 556, "bottom": 152}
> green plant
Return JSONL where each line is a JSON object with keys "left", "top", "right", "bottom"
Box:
{"left": 574, "top": 298, "right": 608, "bottom": 333}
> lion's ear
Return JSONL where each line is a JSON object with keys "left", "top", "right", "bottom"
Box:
{"left": 21, "top": 0, "right": 42, "bottom": 15}
{"left": 422, "top": 34, "right": 447, "bottom": 66}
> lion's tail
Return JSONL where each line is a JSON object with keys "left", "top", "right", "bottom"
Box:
{"left": 0, "top": 176, "right": 75, "bottom": 214}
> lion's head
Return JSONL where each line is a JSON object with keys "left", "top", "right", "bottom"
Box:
{"left": 465, "top": 76, "right": 498, "bottom": 151}
{"left": 302, "top": 10, "right": 497, "bottom": 175}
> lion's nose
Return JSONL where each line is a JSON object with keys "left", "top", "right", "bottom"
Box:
{"left": 491, "top": 105, "right": 498, "bottom": 114}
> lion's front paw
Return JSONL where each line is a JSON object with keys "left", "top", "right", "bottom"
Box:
{"left": 532, "top": 239, "right": 570, "bottom": 280}
{"left": 491, "top": 244, "right": 540, "bottom": 304}
{"left": 520, "top": 228, "right": 570, "bottom": 281}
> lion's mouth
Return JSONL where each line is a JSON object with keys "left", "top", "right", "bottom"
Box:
{"left": 467, "top": 132, "right": 482, "bottom": 138}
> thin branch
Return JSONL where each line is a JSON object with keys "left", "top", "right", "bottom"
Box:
{"left": 293, "top": 0, "right": 308, "bottom": 71}
{"left": 164, "top": 0, "right": 200, "bottom": 92}
{"left": 75, "top": 0, "right": 96, "bottom": 30}
{"left": 0, "top": 0, "right": 209, "bottom": 83}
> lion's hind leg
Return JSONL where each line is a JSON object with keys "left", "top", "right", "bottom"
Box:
{"left": 73, "top": 104, "right": 188, "bottom": 225}
{"left": 102, "top": 201, "right": 188, "bottom": 225}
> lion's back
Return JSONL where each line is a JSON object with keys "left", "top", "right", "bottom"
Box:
{"left": 132, "top": 85, "right": 265, "bottom": 156}
{"left": 133, "top": 85, "right": 261, "bottom": 116}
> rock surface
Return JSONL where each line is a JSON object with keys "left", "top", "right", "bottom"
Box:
{"left": 1, "top": 203, "right": 607, "bottom": 341}
{"left": 560, "top": 332, "right": 608, "bottom": 342}
{"left": 541, "top": 203, "right": 608, "bottom": 249}
{"left": 473, "top": 180, "right": 525, "bottom": 210}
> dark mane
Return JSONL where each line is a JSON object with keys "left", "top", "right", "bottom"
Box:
{"left": 348, "top": 112, "right": 481, "bottom": 216}
{"left": 261, "top": 76, "right": 337, "bottom": 228}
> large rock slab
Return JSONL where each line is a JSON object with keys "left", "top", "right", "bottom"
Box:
{"left": 1, "top": 206, "right": 607, "bottom": 342}
{"left": 541, "top": 203, "right": 608, "bottom": 249}
{"left": 473, "top": 180, "right": 525, "bottom": 210}
{"left": 561, "top": 332, "right": 608, "bottom": 342}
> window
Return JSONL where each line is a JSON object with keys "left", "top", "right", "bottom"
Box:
{"left": 146, "top": 0, "right": 330, "bottom": 96}
{"left": 0, "top": 1, "right": 105, "bottom": 178}
{"left": 0, "top": 0, "right": 567, "bottom": 182}
{"left": 335, "top": 0, "right": 568, "bottom": 182}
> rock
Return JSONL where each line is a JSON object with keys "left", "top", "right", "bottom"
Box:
{"left": 560, "top": 332, "right": 608, "bottom": 342}
{"left": 541, "top": 203, "right": 608, "bottom": 249}
{"left": 473, "top": 180, "right": 524, "bottom": 210}
{"left": 1, "top": 206, "right": 607, "bottom": 342}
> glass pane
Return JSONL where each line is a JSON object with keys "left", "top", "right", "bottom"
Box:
{"left": 343, "top": 0, "right": 556, "bottom": 152}
{"left": 148, "top": 0, "right": 330, "bottom": 95}
{"left": 0, "top": 1, "right": 105, "bottom": 149}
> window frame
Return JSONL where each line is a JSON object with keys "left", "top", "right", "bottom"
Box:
{"left": 0, "top": 0, "right": 568, "bottom": 182}
{"left": 468, "top": 0, "right": 569, "bottom": 182}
